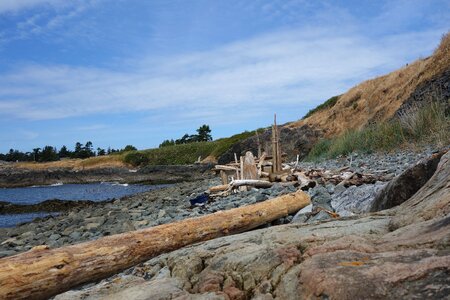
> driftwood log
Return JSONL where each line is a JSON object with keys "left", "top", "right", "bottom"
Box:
{"left": 230, "top": 179, "right": 273, "bottom": 189}
{"left": 0, "top": 191, "right": 310, "bottom": 300}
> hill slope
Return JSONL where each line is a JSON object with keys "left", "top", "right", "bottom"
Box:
{"left": 287, "top": 32, "right": 450, "bottom": 137}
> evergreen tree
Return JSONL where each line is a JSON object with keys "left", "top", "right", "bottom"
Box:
{"left": 196, "top": 124, "right": 212, "bottom": 141}
{"left": 97, "top": 147, "right": 106, "bottom": 156}
{"left": 32, "top": 148, "right": 41, "bottom": 162}
{"left": 59, "top": 146, "right": 70, "bottom": 158}
{"left": 122, "top": 145, "right": 137, "bottom": 152}
{"left": 73, "top": 142, "right": 83, "bottom": 158}
{"left": 40, "top": 146, "right": 59, "bottom": 162}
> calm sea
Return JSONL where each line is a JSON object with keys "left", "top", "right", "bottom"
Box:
{"left": 0, "top": 182, "right": 167, "bottom": 227}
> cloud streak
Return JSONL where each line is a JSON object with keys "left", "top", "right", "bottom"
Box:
{"left": 0, "top": 0, "right": 62, "bottom": 14}
{"left": 0, "top": 26, "right": 444, "bottom": 124}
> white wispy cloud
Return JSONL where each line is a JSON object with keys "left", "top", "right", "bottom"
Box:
{"left": 0, "top": 0, "right": 63, "bottom": 14}
{"left": 0, "top": 0, "right": 100, "bottom": 45}
{"left": 0, "top": 26, "right": 444, "bottom": 124}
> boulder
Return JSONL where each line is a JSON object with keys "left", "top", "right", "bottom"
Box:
{"left": 370, "top": 150, "right": 445, "bottom": 212}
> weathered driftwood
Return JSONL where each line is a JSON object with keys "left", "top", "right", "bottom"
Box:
{"left": 209, "top": 178, "right": 275, "bottom": 196}
{"left": 294, "top": 172, "right": 316, "bottom": 189}
{"left": 242, "top": 151, "right": 258, "bottom": 180}
{"left": 214, "top": 165, "right": 239, "bottom": 172}
{"left": 0, "top": 191, "right": 310, "bottom": 300}
{"left": 260, "top": 171, "right": 270, "bottom": 177}
{"left": 220, "top": 170, "right": 228, "bottom": 185}
{"left": 257, "top": 152, "right": 267, "bottom": 177}
{"left": 230, "top": 179, "right": 273, "bottom": 189}
{"left": 269, "top": 171, "right": 290, "bottom": 182}
{"left": 208, "top": 184, "right": 229, "bottom": 193}
{"left": 271, "top": 114, "right": 282, "bottom": 173}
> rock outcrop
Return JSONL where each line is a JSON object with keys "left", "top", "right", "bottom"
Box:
{"left": 0, "top": 164, "right": 213, "bottom": 188}
{"left": 55, "top": 151, "right": 450, "bottom": 299}
{"left": 370, "top": 150, "right": 445, "bottom": 212}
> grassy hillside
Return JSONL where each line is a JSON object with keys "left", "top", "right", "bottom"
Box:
{"left": 123, "top": 130, "right": 258, "bottom": 166}
{"left": 306, "top": 101, "right": 449, "bottom": 160}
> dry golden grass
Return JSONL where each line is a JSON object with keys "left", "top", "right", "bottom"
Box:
{"left": 288, "top": 32, "right": 450, "bottom": 137}
{"left": 15, "top": 155, "right": 129, "bottom": 170}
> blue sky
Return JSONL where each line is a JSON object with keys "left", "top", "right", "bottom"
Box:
{"left": 0, "top": 0, "right": 449, "bottom": 153}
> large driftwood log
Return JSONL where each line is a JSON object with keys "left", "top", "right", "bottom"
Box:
{"left": 0, "top": 191, "right": 310, "bottom": 300}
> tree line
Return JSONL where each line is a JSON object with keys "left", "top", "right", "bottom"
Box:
{"left": 0, "top": 142, "right": 137, "bottom": 162}
{"left": 159, "top": 124, "right": 212, "bottom": 147}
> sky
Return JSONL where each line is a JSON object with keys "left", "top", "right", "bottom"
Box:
{"left": 0, "top": 0, "right": 449, "bottom": 153}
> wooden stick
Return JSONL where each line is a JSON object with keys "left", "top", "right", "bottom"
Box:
{"left": 229, "top": 179, "right": 273, "bottom": 189}
{"left": 208, "top": 184, "right": 229, "bottom": 193}
{"left": 220, "top": 170, "right": 228, "bottom": 185}
{"left": 214, "top": 165, "right": 239, "bottom": 171}
{"left": 239, "top": 156, "right": 244, "bottom": 181}
{"left": 257, "top": 152, "right": 267, "bottom": 178}
{"left": 256, "top": 130, "right": 262, "bottom": 158}
{"left": 0, "top": 191, "right": 310, "bottom": 300}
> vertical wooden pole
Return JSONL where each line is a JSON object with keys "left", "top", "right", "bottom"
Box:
{"left": 272, "top": 114, "right": 278, "bottom": 173}
{"left": 220, "top": 170, "right": 228, "bottom": 185}
{"left": 272, "top": 113, "right": 282, "bottom": 173}
{"left": 256, "top": 130, "right": 262, "bottom": 158}
{"left": 240, "top": 156, "right": 244, "bottom": 180}
{"left": 276, "top": 126, "right": 282, "bottom": 171}
{"left": 239, "top": 156, "right": 246, "bottom": 191}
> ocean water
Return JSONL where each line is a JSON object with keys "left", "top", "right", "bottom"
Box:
{"left": 0, "top": 182, "right": 167, "bottom": 227}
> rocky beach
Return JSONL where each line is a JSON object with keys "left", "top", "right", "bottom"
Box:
{"left": 0, "top": 148, "right": 434, "bottom": 257}
{"left": 1, "top": 146, "right": 448, "bottom": 299}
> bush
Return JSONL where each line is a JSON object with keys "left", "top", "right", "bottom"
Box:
{"left": 123, "top": 151, "right": 150, "bottom": 166}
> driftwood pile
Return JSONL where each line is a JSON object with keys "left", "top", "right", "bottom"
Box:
{"left": 210, "top": 153, "right": 388, "bottom": 197}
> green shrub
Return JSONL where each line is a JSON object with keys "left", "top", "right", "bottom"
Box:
{"left": 306, "top": 101, "right": 449, "bottom": 160}
{"left": 303, "top": 95, "right": 341, "bottom": 119}
{"left": 123, "top": 151, "right": 150, "bottom": 166}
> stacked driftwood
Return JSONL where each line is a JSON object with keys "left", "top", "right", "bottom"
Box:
{"left": 210, "top": 152, "right": 388, "bottom": 197}
{"left": 210, "top": 114, "right": 387, "bottom": 197}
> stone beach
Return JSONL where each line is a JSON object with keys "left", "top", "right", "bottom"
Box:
{"left": 0, "top": 147, "right": 438, "bottom": 259}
